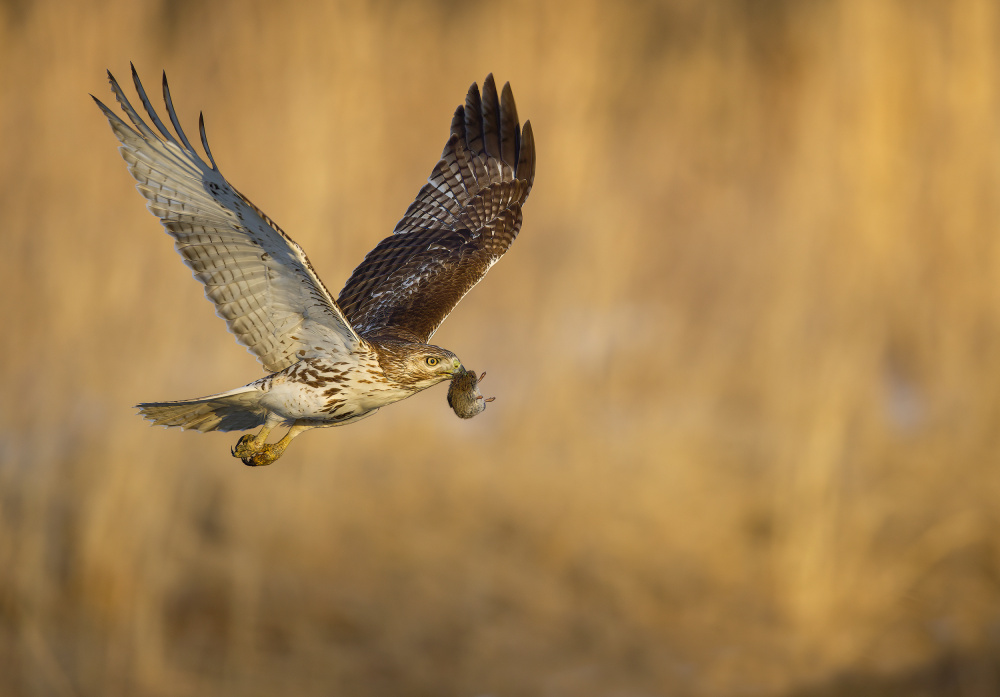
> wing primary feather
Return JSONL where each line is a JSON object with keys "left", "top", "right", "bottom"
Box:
{"left": 464, "top": 82, "right": 484, "bottom": 154}
{"left": 161, "top": 71, "right": 198, "bottom": 155}
{"left": 107, "top": 71, "right": 158, "bottom": 140}
{"left": 199, "top": 112, "right": 219, "bottom": 171}
{"left": 129, "top": 63, "right": 177, "bottom": 144}
{"left": 92, "top": 94, "right": 139, "bottom": 138}
{"left": 480, "top": 74, "right": 502, "bottom": 160}
{"left": 499, "top": 82, "right": 519, "bottom": 167}
{"left": 449, "top": 105, "right": 466, "bottom": 151}
{"left": 519, "top": 121, "right": 535, "bottom": 196}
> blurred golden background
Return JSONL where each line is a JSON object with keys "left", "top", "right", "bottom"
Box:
{"left": 3, "top": 0, "right": 1000, "bottom": 695}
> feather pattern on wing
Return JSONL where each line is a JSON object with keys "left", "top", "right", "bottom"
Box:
{"left": 93, "top": 65, "right": 362, "bottom": 373}
{"left": 337, "top": 74, "right": 536, "bottom": 343}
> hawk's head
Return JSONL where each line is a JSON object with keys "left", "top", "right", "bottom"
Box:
{"left": 373, "top": 338, "right": 463, "bottom": 389}
{"left": 406, "top": 346, "right": 463, "bottom": 386}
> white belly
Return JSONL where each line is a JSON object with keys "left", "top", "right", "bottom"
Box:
{"left": 251, "top": 356, "right": 418, "bottom": 425}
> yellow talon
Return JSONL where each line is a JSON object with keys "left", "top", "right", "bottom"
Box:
{"left": 232, "top": 425, "right": 273, "bottom": 460}
{"left": 232, "top": 434, "right": 260, "bottom": 458}
{"left": 242, "top": 441, "right": 289, "bottom": 467}
{"left": 232, "top": 423, "right": 307, "bottom": 467}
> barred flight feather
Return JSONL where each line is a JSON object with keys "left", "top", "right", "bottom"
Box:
{"left": 337, "top": 74, "right": 535, "bottom": 342}
{"left": 93, "top": 64, "right": 362, "bottom": 374}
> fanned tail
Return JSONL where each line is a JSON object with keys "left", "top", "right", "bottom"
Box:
{"left": 137, "top": 386, "right": 265, "bottom": 432}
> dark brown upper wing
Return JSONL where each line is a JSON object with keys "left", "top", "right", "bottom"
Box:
{"left": 337, "top": 75, "right": 535, "bottom": 343}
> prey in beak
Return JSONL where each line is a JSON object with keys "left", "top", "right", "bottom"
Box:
{"left": 447, "top": 367, "right": 495, "bottom": 419}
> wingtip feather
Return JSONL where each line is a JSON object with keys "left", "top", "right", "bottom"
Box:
{"left": 199, "top": 111, "right": 219, "bottom": 170}
{"left": 161, "top": 70, "right": 197, "bottom": 153}
{"left": 499, "top": 81, "right": 519, "bottom": 167}
{"left": 480, "top": 74, "right": 502, "bottom": 160}
{"left": 519, "top": 120, "right": 535, "bottom": 193}
{"left": 464, "top": 81, "right": 484, "bottom": 154}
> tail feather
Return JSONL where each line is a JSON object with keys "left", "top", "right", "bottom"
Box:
{"left": 137, "top": 386, "right": 266, "bottom": 432}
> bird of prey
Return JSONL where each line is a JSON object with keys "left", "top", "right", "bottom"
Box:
{"left": 94, "top": 66, "right": 535, "bottom": 466}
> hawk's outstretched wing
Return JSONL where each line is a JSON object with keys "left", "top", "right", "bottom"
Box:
{"left": 94, "top": 65, "right": 362, "bottom": 373}
{"left": 337, "top": 75, "right": 535, "bottom": 343}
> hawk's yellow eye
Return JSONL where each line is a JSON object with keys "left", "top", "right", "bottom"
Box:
{"left": 426, "top": 357, "right": 439, "bottom": 367}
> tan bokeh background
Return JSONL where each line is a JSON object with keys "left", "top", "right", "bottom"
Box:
{"left": 3, "top": 1, "right": 1000, "bottom": 695}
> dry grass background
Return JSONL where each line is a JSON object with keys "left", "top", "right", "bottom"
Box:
{"left": 2, "top": 0, "right": 1000, "bottom": 695}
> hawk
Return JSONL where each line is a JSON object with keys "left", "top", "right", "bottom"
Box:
{"left": 94, "top": 66, "right": 535, "bottom": 466}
